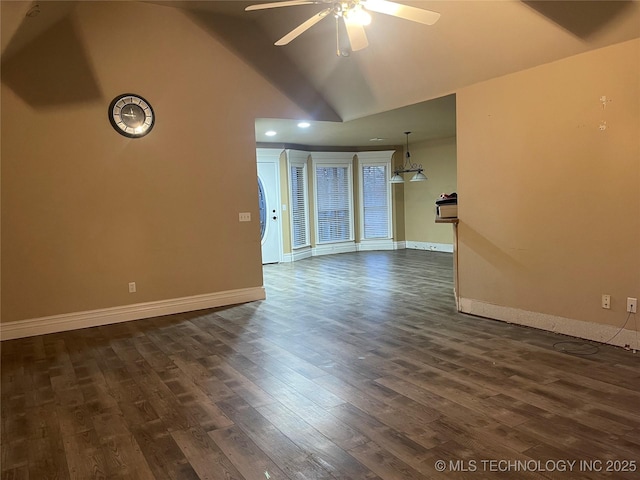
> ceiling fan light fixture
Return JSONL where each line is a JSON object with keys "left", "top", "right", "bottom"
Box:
{"left": 363, "top": 0, "right": 397, "bottom": 17}
{"left": 346, "top": 5, "right": 372, "bottom": 26}
{"left": 246, "top": 0, "right": 440, "bottom": 51}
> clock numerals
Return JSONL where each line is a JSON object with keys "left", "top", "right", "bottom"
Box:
{"left": 108, "top": 94, "right": 154, "bottom": 138}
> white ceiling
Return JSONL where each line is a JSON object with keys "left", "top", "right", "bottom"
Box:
{"left": 3, "top": 1, "right": 639, "bottom": 147}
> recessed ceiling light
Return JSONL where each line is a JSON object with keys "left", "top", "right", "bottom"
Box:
{"left": 265, "top": 130, "right": 277, "bottom": 137}
{"left": 297, "top": 122, "right": 311, "bottom": 128}
{"left": 369, "top": 137, "right": 386, "bottom": 142}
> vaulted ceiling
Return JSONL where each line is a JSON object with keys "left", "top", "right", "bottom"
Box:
{"left": 3, "top": 1, "right": 639, "bottom": 146}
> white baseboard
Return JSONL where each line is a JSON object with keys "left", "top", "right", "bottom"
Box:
{"left": 283, "top": 241, "right": 405, "bottom": 262}
{"left": 357, "top": 239, "right": 395, "bottom": 251}
{"left": 0, "top": 287, "right": 266, "bottom": 341}
{"left": 282, "top": 247, "right": 313, "bottom": 263}
{"left": 406, "top": 241, "right": 454, "bottom": 253}
{"left": 312, "top": 242, "right": 357, "bottom": 257}
{"left": 459, "top": 298, "right": 640, "bottom": 350}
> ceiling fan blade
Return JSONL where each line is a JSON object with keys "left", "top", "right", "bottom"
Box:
{"left": 363, "top": 0, "right": 441, "bottom": 25}
{"left": 245, "top": 1, "right": 316, "bottom": 12}
{"left": 275, "top": 8, "right": 331, "bottom": 45}
{"left": 344, "top": 19, "right": 369, "bottom": 51}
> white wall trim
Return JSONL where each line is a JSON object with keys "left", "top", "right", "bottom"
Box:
{"left": 285, "top": 150, "right": 311, "bottom": 252}
{"left": 311, "top": 152, "right": 355, "bottom": 246}
{"left": 357, "top": 239, "right": 395, "bottom": 251}
{"left": 282, "top": 246, "right": 313, "bottom": 263}
{"left": 459, "top": 298, "right": 640, "bottom": 350}
{"left": 257, "top": 152, "right": 284, "bottom": 264}
{"left": 309, "top": 151, "right": 356, "bottom": 162}
{"left": 357, "top": 151, "right": 394, "bottom": 243}
{"left": 0, "top": 287, "right": 266, "bottom": 341}
{"left": 406, "top": 241, "right": 454, "bottom": 253}
{"left": 355, "top": 151, "right": 396, "bottom": 162}
{"left": 285, "top": 243, "right": 405, "bottom": 261}
{"left": 256, "top": 148, "right": 285, "bottom": 161}
{"left": 312, "top": 241, "right": 357, "bottom": 257}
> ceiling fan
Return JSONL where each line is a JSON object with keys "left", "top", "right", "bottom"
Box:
{"left": 245, "top": 0, "right": 440, "bottom": 55}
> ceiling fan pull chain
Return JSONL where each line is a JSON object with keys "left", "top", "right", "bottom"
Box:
{"left": 335, "top": 16, "right": 341, "bottom": 56}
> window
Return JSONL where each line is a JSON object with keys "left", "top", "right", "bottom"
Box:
{"left": 312, "top": 153, "right": 354, "bottom": 245}
{"left": 362, "top": 165, "right": 389, "bottom": 238}
{"left": 290, "top": 164, "right": 308, "bottom": 248}
{"left": 287, "top": 150, "right": 310, "bottom": 249}
{"left": 358, "top": 151, "right": 393, "bottom": 241}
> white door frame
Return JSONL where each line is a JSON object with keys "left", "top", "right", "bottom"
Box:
{"left": 257, "top": 149, "right": 284, "bottom": 264}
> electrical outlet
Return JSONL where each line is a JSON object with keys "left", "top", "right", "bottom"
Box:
{"left": 128, "top": 282, "right": 136, "bottom": 293}
{"left": 602, "top": 294, "right": 610, "bottom": 309}
{"left": 627, "top": 297, "right": 637, "bottom": 314}
{"left": 239, "top": 212, "right": 251, "bottom": 222}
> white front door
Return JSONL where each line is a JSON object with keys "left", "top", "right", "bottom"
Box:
{"left": 257, "top": 152, "right": 282, "bottom": 264}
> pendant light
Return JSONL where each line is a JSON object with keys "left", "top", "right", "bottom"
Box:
{"left": 390, "top": 132, "right": 427, "bottom": 184}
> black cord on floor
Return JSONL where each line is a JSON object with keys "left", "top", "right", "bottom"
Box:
{"left": 553, "top": 341, "right": 599, "bottom": 356}
{"left": 601, "top": 311, "right": 633, "bottom": 344}
{"left": 553, "top": 311, "right": 635, "bottom": 356}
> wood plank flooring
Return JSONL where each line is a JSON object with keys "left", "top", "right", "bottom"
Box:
{"left": 2, "top": 250, "right": 640, "bottom": 479}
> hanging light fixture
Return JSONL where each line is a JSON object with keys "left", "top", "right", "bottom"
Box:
{"left": 390, "top": 131, "right": 427, "bottom": 184}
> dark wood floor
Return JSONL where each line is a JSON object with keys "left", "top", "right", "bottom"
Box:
{"left": 2, "top": 250, "right": 640, "bottom": 479}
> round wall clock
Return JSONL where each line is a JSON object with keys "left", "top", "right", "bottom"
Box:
{"left": 108, "top": 94, "right": 154, "bottom": 138}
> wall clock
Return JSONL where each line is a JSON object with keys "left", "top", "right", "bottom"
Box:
{"left": 108, "top": 94, "right": 154, "bottom": 138}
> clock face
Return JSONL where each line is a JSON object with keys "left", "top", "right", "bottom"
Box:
{"left": 109, "top": 94, "right": 154, "bottom": 138}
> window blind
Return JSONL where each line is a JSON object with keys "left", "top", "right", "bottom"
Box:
{"left": 362, "top": 164, "right": 389, "bottom": 239}
{"left": 290, "top": 164, "right": 308, "bottom": 248}
{"left": 316, "top": 166, "right": 351, "bottom": 243}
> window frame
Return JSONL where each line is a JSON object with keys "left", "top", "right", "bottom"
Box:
{"left": 311, "top": 152, "right": 355, "bottom": 246}
{"left": 357, "top": 151, "right": 394, "bottom": 242}
{"left": 286, "top": 150, "right": 311, "bottom": 250}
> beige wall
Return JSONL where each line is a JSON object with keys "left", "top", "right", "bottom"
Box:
{"left": 1, "top": 2, "right": 310, "bottom": 323}
{"left": 391, "top": 149, "right": 406, "bottom": 242}
{"left": 457, "top": 38, "right": 640, "bottom": 328}
{"left": 278, "top": 150, "right": 292, "bottom": 254}
{"left": 403, "top": 137, "right": 457, "bottom": 245}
